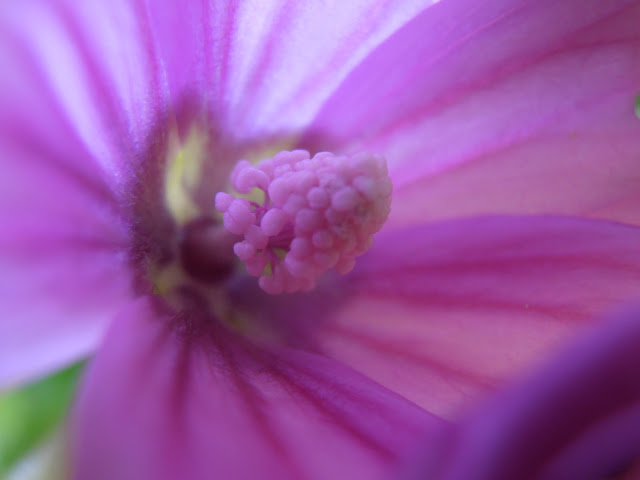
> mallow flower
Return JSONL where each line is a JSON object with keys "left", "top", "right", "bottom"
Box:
{"left": 1, "top": 0, "right": 640, "bottom": 478}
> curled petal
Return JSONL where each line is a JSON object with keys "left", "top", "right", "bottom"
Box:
{"left": 427, "top": 306, "right": 640, "bottom": 480}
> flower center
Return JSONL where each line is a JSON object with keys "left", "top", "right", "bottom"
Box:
{"left": 215, "top": 150, "right": 392, "bottom": 294}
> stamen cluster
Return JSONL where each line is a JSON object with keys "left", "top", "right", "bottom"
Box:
{"left": 215, "top": 150, "right": 392, "bottom": 294}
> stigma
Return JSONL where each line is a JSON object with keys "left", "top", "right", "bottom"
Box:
{"left": 215, "top": 150, "right": 392, "bottom": 294}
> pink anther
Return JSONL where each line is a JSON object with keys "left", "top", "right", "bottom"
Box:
{"left": 215, "top": 150, "right": 392, "bottom": 294}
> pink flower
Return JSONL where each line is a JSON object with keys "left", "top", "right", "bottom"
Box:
{"left": 1, "top": 0, "right": 639, "bottom": 479}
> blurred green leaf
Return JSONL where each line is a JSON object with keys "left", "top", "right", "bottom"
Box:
{"left": 635, "top": 93, "right": 640, "bottom": 120}
{"left": 0, "top": 363, "right": 84, "bottom": 477}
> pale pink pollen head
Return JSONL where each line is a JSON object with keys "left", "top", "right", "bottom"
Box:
{"left": 215, "top": 150, "right": 392, "bottom": 294}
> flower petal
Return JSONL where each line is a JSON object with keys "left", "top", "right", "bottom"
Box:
{"left": 431, "top": 306, "right": 640, "bottom": 480}
{"left": 0, "top": 0, "right": 168, "bottom": 177}
{"left": 0, "top": 45, "right": 134, "bottom": 387}
{"left": 0, "top": 161, "right": 133, "bottom": 388}
{"left": 314, "top": 216, "right": 640, "bottom": 418}
{"left": 73, "top": 296, "right": 445, "bottom": 480}
{"left": 301, "top": 0, "right": 640, "bottom": 226}
{"left": 146, "top": 0, "right": 435, "bottom": 137}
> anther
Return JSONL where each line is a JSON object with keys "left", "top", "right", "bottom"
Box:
{"left": 215, "top": 150, "right": 392, "bottom": 294}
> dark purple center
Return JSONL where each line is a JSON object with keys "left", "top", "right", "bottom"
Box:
{"left": 179, "top": 217, "right": 237, "bottom": 283}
